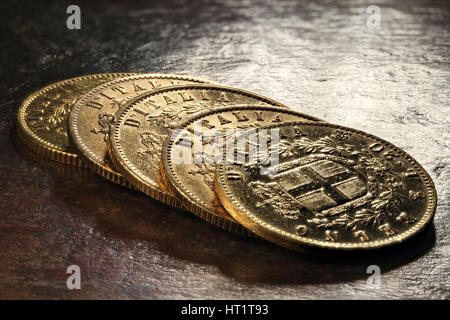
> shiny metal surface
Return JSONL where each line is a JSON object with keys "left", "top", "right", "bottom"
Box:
{"left": 108, "top": 84, "right": 298, "bottom": 208}
{"left": 0, "top": 0, "right": 448, "bottom": 299}
{"left": 161, "top": 106, "right": 321, "bottom": 235}
{"left": 215, "top": 122, "right": 436, "bottom": 250}
{"left": 68, "top": 74, "right": 212, "bottom": 185}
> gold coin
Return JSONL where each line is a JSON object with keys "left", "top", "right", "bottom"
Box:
{"left": 16, "top": 73, "right": 135, "bottom": 166}
{"left": 215, "top": 122, "right": 437, "bottom": 249}
{"left": 69, "top": 74, "right": 213, "bottom": 186}
{"left": 161, "top": 106, "right": 323, "bottom": 235}
{"left": 108, "top": 84, "right": 319, "bottom": 209}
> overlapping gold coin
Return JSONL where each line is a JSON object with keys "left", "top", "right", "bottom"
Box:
{"left": 16, "top": 73, "right": 437, "bottom": 250}
{"left": 17, "top": 73, "right": 136, "bottom": 166}
{"left": 160, "top": 105, "right": 322, "bottom": 235}
{"left": 214, "top": 122, "right": 437, "bottom": 250}
{"left": 68, "top": 74, "right": 213, "bottom": 186}
{"left": 107, "top": 84, "right": 299, "bottom": 207}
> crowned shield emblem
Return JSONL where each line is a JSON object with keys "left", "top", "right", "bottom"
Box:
{"left": 265, "top": 154, "right": 376, "bottom": 216}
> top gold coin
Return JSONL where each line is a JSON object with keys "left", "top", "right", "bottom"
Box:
{"left": 17, "top": 73, "right": 135, "bottom": 166}
{"left": 108, "top": 84, "right": 318, "bottom": 207}
{"left": 69, "top": 74, "right": 214, "bottom": 185}
{"left": 215, "top": 122, "right": 437, "bottom": 250}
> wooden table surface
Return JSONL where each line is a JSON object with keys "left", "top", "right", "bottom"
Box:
{"left": 0, "top": 0, "right": 448, "bottom": 299}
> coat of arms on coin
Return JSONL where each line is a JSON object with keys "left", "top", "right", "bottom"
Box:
{"left": 215, "top": 122, "right": 437, "bottom": 249}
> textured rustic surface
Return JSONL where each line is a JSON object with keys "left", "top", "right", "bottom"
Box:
{"left": 0, "top": 0, "right": 449, "bottom": 299}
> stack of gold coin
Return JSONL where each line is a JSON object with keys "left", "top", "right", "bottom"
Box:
{"left": 16, "top": 73, "right": 437, "bottom": 251}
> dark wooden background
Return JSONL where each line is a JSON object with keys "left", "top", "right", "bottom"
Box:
{"left": 0, "top": 0, "right": 448, "bottom": 299}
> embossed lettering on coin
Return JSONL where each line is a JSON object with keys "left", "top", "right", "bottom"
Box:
{"left": 108, "top": 84, "right": 319, "bottom": 212}
{"left": 17, "top": 73, "right": 133, "bottom": 166}
{"left": 215, "top": 122, "right": 437, "bottom": 249}
{"left": 69, "top": 74, "right": 211, "bottom": 182}
{"left": 161, "top": 106, "right": 321, "bottom": 234}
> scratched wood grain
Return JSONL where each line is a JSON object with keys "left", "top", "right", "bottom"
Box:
{"left": 0, "top": 0, "right": 448, "bottom": 299}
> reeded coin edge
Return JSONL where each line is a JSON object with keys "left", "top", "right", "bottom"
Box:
{"left": 14, "top": 131, "right": 94, "bottom": 178}
{"left": 16, "top": 73, "right": 135, "bottom": 166}
{"left": 161, "top": 105, "right": 323, "bottom": 236}
{"left": 69, "top": 74, "right": 214, "bottom": 186}
{"left": 108, "top": 133, "right": 182, "bottom": 207}
{"left": 215, "top": 121, "right": 437, "bottom": 250}
{"left": 158, "top": 153, "right": 257, "bottom": 237}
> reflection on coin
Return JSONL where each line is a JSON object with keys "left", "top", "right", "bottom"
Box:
{"left": 69, "top": 74, "right": 213, "bottom": 185}
{"left": 215, "top": 122, "right": 437, "bottom": 249}
{"left": 109, "top": 84, "right": 317, "bottom": 208}
{"left": 17, "top": 73, "right": 135, "bottom": 166}
{"left": 161, "top": 106, "right": 322, "bottom": 235}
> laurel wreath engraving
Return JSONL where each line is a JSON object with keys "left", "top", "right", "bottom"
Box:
{"left": 247, "top": 134, "right": 406, "bottom": 231}
{"left": 43, "top": 83, "right": 99, "bottom": 136}
{"left": 44, "top": 97, "right": 75, "bottom": 137}
{"left": 249, "top": 181, "right": 301, "bottom": 219}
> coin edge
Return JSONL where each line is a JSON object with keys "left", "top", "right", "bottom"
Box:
{"left": 16, "top": 73, "right": 135, "bottom": 166}
{"left": 215, "top": 121, "right": 438, "bottom": 250}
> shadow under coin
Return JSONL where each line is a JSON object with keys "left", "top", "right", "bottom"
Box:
{"left": 92, "top": 185, "right": 436, "bottom": 285}
{"left": 20, "top": 123, "right": 433, "bottom": 286}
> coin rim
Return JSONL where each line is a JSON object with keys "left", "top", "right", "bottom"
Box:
{"left": 14, "top": 131, "right": 94, "bottom": 178}
{"left": 69, "top": 74, "right": 215, "bottom": 185}
{"left": 215, "top": 121, "right": 438, "bottom": 250}
{"left": 16, "top": 73, "right": 135, "bottom": 167}
{"left": 108, "top": 84, "right": 322, "bottom": 214}
{"left": 160, "top": 105, "right": 323, "bottom": 235}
